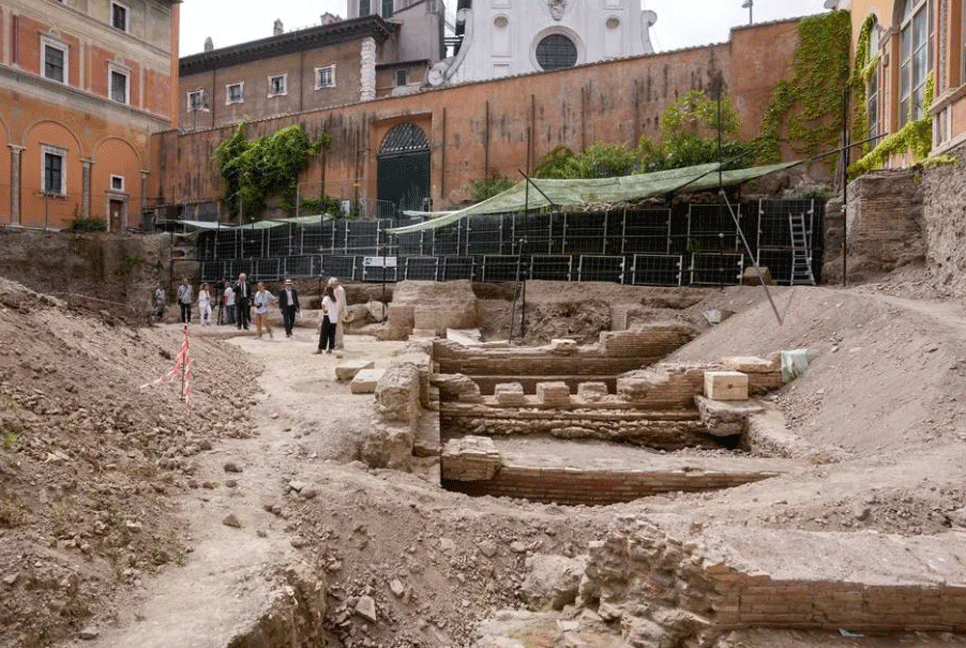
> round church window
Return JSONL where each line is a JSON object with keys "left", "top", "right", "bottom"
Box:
{"left": 494, "top": 15, "right": 509, "bottom": 28}
{"left": 535, "top": 34, "right": 578, "bottom": 71}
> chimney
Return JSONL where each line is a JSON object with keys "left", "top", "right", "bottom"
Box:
{"left": 320, "top": 12, "right": 342, "bottom": 25}
{"left": 273, "top": 19, "right": 284, "bottom": 36}
{"left": 204, "top": 37, "right": 213, "bottom": 52}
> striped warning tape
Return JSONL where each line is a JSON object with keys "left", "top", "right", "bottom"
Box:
{"left": 140, "top": 325, "right": 192, "bottom": 402}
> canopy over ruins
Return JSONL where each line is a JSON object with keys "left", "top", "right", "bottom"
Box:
{"left": 387, "top": 161, "right": 799, "bottom": 235}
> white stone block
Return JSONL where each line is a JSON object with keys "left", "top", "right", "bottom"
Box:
{"left": 351, "top": 368, "right": 386, "bottom": 394}
{"left": 335, "top": 360, "right": 375, "bottom": 382}
{"left": 495, "top": 382, "right": 525, "bottom": 406}
{"left": 704, "top": 371, "right": 749, "bottom": 401}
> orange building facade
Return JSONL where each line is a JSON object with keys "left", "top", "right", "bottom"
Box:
{"left": 0, "top": 0, "right": 178, "bottom": 231}
{"left": 841, "top": 0, "right": 966, "bottom": 157}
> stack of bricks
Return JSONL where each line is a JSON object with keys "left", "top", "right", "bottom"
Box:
{"left": 536, "top": 381, "right": 572, "bottom": 408}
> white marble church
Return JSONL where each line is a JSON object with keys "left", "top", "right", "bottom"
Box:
{"left": 348, "top": 0, "right": 657, "bottom": 86}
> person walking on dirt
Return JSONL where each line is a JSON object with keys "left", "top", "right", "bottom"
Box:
{"left": 316, "top": 284, "right": 341, "bottom": 354}
{"left": 224, "top": 282, "right": 236, "bottom": 326}
{"left": 234, "top": 273, "right": 252, "bottom": 330}
{"left": 176, "top": 278, "right": 193, "bottom": 324}
{"left": 328, "top": 277, "right": 347, "bottom": 349}
{"left": 278, "top": 279, "right": 301, "bottom": 338}
{"left": 153, "top": 284, "right": 166, "bottom": 321}
{"left": 198, "top": 283, "right": 213, "bottom": 326}
{"left": 252, "top": 281, "right": 277, "bottom": 339}
{"left": 216, "top": 277, "right": 228, "bottom": 325}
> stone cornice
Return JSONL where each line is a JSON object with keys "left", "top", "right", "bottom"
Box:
{"left": 180, "top": 16, "right": 399, "bottom": 77}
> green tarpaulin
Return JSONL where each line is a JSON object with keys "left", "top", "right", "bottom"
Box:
{"left": 387, "top": 161, "right": 798, "bottom": 235}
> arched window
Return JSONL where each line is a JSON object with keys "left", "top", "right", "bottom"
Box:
{"left": 867, "top": 17, "right": 880, "bottom": 140}
{"left": 899, "top": 0, "right": 931, "bottom": 126}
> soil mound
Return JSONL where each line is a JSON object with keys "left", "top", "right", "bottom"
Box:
{"left": 0, "top": 277, "right": 258, "bottom": 648}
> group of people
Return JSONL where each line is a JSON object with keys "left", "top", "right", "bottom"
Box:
{"left": 155, "top": 275, "right": 347, "bottom": 352}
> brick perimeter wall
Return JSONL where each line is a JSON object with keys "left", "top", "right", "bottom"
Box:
{"left": 442, "top": 465, "right": 774, "bottom": 506}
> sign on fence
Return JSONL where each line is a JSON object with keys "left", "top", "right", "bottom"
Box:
{"left": 363, "top": 256, "right": 398, "bottom": 268}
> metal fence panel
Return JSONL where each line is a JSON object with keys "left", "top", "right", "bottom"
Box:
{"left": 283, "top": 256, "right": 316, "bottom": 278}
{"left": 690, "top": 253, "right": 743, "bottom": 285}
{"left": 404, "top": 257, "right": 439, "bottom": 281}
{"left": 577, "top": 255, "right": 624, "bottom": 283}
{"left": 253, "top": 258, "right": 282, "bottom": 281}
{"left": 441, "top": 256, "right": 475, "bottom": 281}
{"left": 631, "top": 254, "right": 683, "bottom": 286}
{"left": 480, "top": 255, "right": 520, "bottom": 282}
{"left": 322, "top": 255, "right": 359, "bottom": 281}
{"left": 530, "top": 255, "right": 572, "bottom": 281}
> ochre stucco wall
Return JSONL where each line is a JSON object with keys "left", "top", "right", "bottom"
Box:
{"left": 154, "top": 18, "right": 804, "bottom": 213}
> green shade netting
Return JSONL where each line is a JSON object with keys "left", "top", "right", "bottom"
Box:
{"left": 386, "top": 161, "right": 798, "bottom": 235}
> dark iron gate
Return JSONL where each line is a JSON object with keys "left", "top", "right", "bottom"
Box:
{"left": 377, "top": 123, "right": 430, "bottom": 221}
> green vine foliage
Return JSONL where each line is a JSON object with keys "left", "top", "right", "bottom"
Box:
{"left": 214, "top": 123, "right": 331, "bottom": 221}
{"left": 533, "top": 143, "right": 640, "bottom": 179}
{"left": 471, "top": 174, "right": 516, "bottom": 201}
{"left": 757, "top": 11, "right": 852, "bottom": 162}
{"left": 533, "top": 90, "right": 752, "bottom": 179}
{"left": 849, "top": 73, "right": 936, "bottom": 177}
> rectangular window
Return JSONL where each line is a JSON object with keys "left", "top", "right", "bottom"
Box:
{"left": 315, "top": 66, "right": 335, "bottom": 89}
{"left": 359, "top": 0, "right": 371, "bottom": 15}
{"left": 43, "top": 149, "right": 66, "bottom": 196}
{"left": 268, "top": 74, "right": 286, "bottom": 96}
{"left": 110, "top": 175, "right": 125, "bottom": 192}
{"left": 187, "top": 90, "right": 204, "bottom": 111}
{"left": 900, "top": 2, "right": 931, "bottom": 126}
{"left": 111, "top": 1, "right": 128, "bottom": 31}
{"left": 395, "top": 69, "right": 408, "bottom": 86}
{"left": 382, "top": 0, "right": 393, "bottom": 18}
{"left": 42, "top": 39, "right": 67, "bottom": 83}
{"left": 226, "top": 82, "right": 244, "bottom": 104}
{"left": 110, "top": 68, "right": 129, "bottom": 104}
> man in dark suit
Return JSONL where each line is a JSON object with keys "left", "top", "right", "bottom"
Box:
{"left": 278, "top": 278, "right": 301, "bottom": 337}
{"left": 234, "top": 273, "right": 252, "bottom": 330}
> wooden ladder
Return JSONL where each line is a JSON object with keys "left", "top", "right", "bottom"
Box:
{"left": 788, "top": 212, "right": 815, "bottom": 286}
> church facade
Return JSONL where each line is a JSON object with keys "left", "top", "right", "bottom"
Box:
{"left": 429, "top": 0, "right": 657, "bottom": 86}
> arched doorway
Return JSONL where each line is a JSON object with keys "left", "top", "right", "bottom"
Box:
{"left": 377, "top": 122, "right": 430, "bottom": 220}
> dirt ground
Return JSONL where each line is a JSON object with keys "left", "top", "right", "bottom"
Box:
{"left": 3, "top": 264, "right": 966, "bottom": 647}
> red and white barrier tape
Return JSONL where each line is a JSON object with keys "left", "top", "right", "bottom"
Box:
{"left": 140, "top": 325, "right": 193, "bottom": 402}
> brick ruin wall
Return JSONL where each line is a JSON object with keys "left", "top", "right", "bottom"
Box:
{"left": 828, "top": 168, "right": 925, "bottom": 284}
{"left": 578, "top": 515, "right": 966, "bottom": 643}
{"left": 442, "top": 465, "right": 776, "bottom": 506}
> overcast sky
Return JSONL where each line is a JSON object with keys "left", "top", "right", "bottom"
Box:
{"left": 180, "top": 0, "right": 828, "bottom": 57}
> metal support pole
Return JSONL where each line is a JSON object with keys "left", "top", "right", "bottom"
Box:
{"left": 508, "top": 237, "right": 526, "bottom": 343}
{"left": 842, "top": 89, "right": 850, "bottom": 287}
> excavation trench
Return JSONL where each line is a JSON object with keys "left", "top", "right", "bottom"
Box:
{"left": 429, "top": 328, "right": 788, "bottom": 506}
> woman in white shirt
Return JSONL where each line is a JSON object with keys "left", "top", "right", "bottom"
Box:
{"left": 197, "top": 283, "right": 213, "bottom": 326}
{"left": 223, "top": 284, "right": 236, "bottom": 325}
{"left": 252, "top": 281, "right": 277, "bottom": 339}
{"left": 316, "top": 285, "right": 341, "bottom": 354}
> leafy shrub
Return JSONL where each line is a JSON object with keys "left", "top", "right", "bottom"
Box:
{"left": 70, "top": 217, "right": 108, "bottom": 232}
{"left": 471, "top": 174, "right": 515, "bottom": 201}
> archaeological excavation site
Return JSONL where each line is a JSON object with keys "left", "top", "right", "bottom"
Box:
{"left": 4, "top": 213, "right": 966, "bottom": 648}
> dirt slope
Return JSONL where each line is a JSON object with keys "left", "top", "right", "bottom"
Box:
{"left": 0, "top": 278, "right": 258, "bottom": 648}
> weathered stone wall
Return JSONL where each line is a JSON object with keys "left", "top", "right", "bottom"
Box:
{"left": 922, "top": 147, "right": 966, "bottom": 293}
{"left": 829, "top": 168, "right": 924, "bottom": 283}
